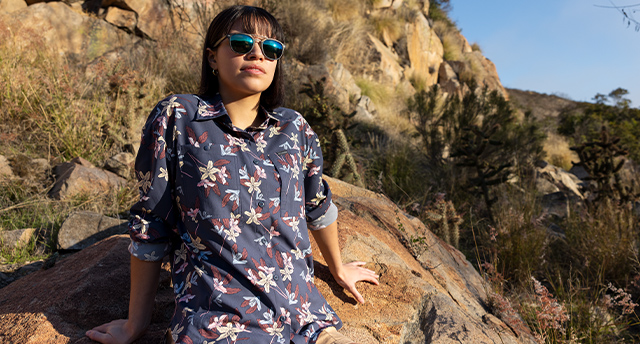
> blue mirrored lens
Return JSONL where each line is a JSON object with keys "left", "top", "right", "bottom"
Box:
{"left": 229, "top": 34, "right": 254, "bottom": 54}
{"left": 262, "top": 40, "right": 283, "bottom": 60}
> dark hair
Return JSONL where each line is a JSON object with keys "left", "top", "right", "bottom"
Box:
{"left": 198, "top": 5, "right": 285, "bottom": 111}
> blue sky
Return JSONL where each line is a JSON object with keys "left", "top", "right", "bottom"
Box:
{"left": 449, "top": 0, "right": 640, "bottom": 107}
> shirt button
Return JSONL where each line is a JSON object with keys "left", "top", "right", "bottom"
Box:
{"left": 203, "top": 145, "right": 210, "bottom": 151}
{"left": 257, "top": 200, "right": 265, "bottom": 208}
{"left": 279, "top": 315, "right": 285, "bottom": 322}
{"left": 253, "top": 159, "right": 260, "bottom": 165}
{"left": 273, "top": 275, "right": 279, "bottom": 281}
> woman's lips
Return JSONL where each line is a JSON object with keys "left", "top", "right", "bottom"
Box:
{"left": 241, "top": 65, "right": 265, "bottom": 74}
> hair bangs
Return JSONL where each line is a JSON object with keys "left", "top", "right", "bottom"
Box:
{"left": 239, "top": 9, "right": 284, "bottom": 42}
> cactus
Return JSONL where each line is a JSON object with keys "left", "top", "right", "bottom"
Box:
{"left": 300, "top": 77, "right": 363, "bottom": 187}
{"left": 424, "top": 195, "right": 463, "bottom": 248}
{"left": 571, "top": 126, "right": 639, "bottom": 204}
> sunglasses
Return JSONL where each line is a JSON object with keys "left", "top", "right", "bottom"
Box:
{"left": 214, "top": 33, "right": 285, "bottom": 61}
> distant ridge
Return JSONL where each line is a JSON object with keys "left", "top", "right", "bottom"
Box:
{"left": 507, "top": 87, "right": 582, "bottom": 121}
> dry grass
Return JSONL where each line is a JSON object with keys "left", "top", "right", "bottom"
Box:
{"left": 0, "top": 16, "right": 194, "bottom": 261}
{"left": 326, "top": 0, "right": 364, "bottom": 22}
{"left": 269, "top": 0, "right": 332, "bottom": 64}
{"left": 432, "top": 20, "right": 463, "bottom": 61}
{"left": 543, "top": 132, "right": 578, "bottom": 171}
{"left": 369, "top": 12, "right": 404, "bottom": 43}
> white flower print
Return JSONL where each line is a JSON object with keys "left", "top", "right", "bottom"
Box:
{"left": 199, "top": 160, "right": 220, "bottom": 181}
{"left": 257, "top": 265, "right": 277, "bottom": 293}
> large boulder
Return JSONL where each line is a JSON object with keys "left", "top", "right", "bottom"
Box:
{"left": 317, "top": 177, "right": 536, "bottom": 343}
{"left": 1, "top": 2, "right": 136, "bottom": 61}
{"left": 48, "top": 157, "right": 127, "bottom": 200}
{"left": 0, "top": 176, "right": 536, "bottom": 343}
{"left": 104, "top": 6, "right": 137, "bottom": 33}
{"left": 406, "top": 11, "right": 443, "bottom": 87}
{"left": 0, "top": 235, "right": 173, "bottom": 344}
{"left": 367, "top": 33, "right": 405, "bottom": 86}
{"left": 537, "top": 161, "right": 584, "bottom": 219}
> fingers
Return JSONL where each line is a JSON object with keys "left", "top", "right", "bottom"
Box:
{"left": 90, "top": 321, "right": 113, "bottom": 333}
{"left": 86, "top": 329, "right": 112, "bottom": 344}
{"left": 352, "top": 266, "right": 380, "bottom": 285}
{"left": 339, "top": 262, "right": 381, "bottom": 304}
{"left": 361, "top": 273, "right": 380, "bottom": 285}
{"left": 347, "top": 285, "right": 365, "bottom": 304}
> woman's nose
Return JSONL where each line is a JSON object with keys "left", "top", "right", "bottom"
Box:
{"left": 246, "top": 41, "right": 264, "bottom": 60}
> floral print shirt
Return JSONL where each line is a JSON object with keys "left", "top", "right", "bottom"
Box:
{"left": 128, "top": 94, "right": 341, "bottom": 344}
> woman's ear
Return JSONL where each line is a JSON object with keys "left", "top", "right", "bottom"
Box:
{"left": 206, "top": 48, "right": 217, "bottom": 70}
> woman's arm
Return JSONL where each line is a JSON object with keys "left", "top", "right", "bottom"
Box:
{"left": 310, "top": 220, "right": 379, "bottom": 304}
{"left": 86, "top": 256, "right": 162, "bottom": 344}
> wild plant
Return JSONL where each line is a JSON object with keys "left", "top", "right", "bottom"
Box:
{"left": 570, "top": 126, "right": 639, "bottom": 205}
{"left": 421, "top": 193, "right": 462, "bottom": 248}
{"left": 527, "top": 277, "right": 571, "bottom": 343}
{"left": 299, "top": 77, "right": 363, "bottom": 186}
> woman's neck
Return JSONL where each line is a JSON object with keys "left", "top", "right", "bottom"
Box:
{"left": 219, "top": 90, "right": 263, "bottom": 130}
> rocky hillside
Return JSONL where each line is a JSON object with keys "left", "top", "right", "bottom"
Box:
{"left": 0, "top": 176, "right": 537, "bottom": 343}
{"left": 0, "top": 0, "right": 550, "bottom": 343}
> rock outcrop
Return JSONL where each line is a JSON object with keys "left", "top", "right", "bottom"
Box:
{"left": 1, "top": 2, "right": 136, "bottom": 61}
{"left": 0, "top": 176, "right": 536, "bottom": 343}
{"left": 406, "top": 11, "right": 443, "bottom": 87}
{"left": 0, "top": 0, "right": 26, "bottom": 14}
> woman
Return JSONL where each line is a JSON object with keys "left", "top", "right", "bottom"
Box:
{"left": 86, "top": 5, "right": 378, "bottom": 344}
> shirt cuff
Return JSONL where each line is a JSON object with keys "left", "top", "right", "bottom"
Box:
{"left": 129, "top": 240, "right": 172, "bottom": 261}
{"left": 307, "top": 201, "right": 338, "bottom": 231}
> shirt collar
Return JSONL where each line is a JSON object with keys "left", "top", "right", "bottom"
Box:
{"left": 193, "top": 93, "right": 228, "bottom": 121}
{"left": 193, "top": 93, "right": 280, "bottom": 127}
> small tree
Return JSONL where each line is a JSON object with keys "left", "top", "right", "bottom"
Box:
{"left": 409, "top": 84, "right": 544, "bottom": 224}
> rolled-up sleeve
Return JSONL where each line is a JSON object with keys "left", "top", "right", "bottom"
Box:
{"left": 128, "top": 98, "right": 179, "bottom": 261}
{"left": 303, "top": 128, "right": 338, "bottom": 231}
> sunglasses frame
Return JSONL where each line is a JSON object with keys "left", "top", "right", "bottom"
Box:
{"left": 213, "top": 33, "right": 285, "bottom": 61}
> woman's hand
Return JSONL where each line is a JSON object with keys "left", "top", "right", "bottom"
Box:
{"left": 333, "top": 261, "right": 380, "bottom": 304}
{"left": 85, "top": 319, "right": 142, "bottom": 344}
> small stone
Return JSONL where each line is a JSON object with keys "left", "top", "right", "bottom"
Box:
{"left": 49, "top": 157, "right": 126, "bottom": 200}
{"left": 104, "top": 152, "right": 135, "bottom": 179}
{"left": 0, "top": 228, "right": 36, "bottom": 249}
{"left": 57, "top": 211, "right": 128, "bottom": 250}
{"left": 0, "top": 155, "right": 14, "bottom": 178}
